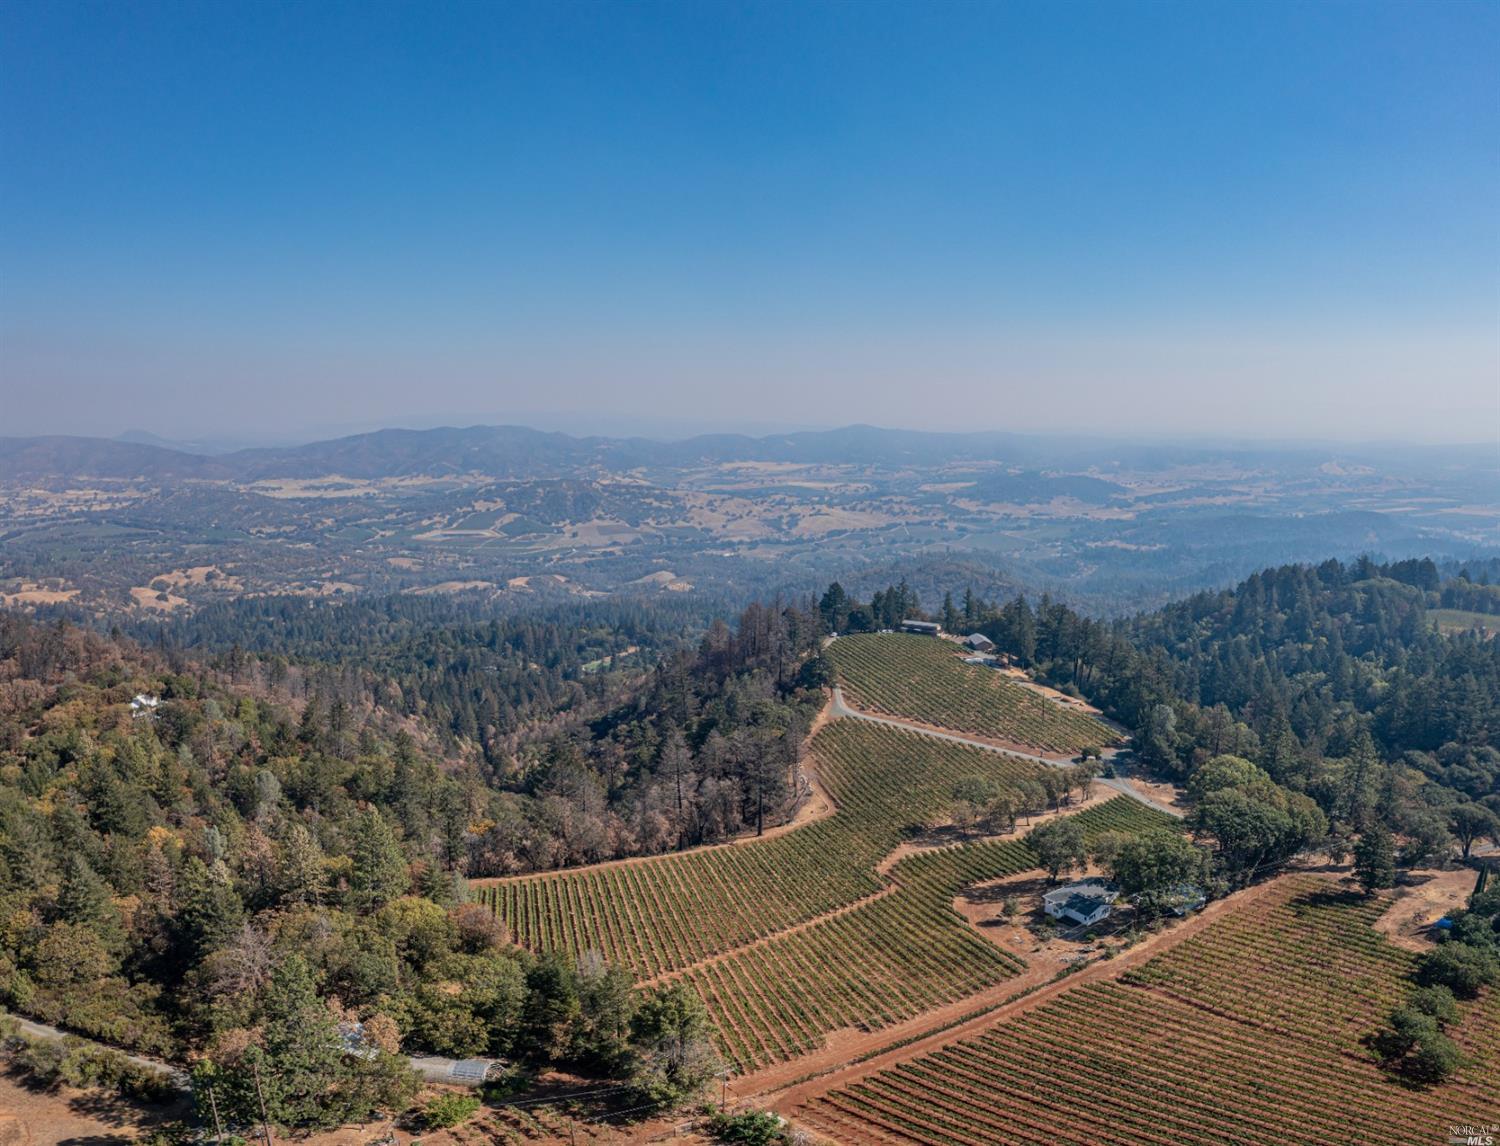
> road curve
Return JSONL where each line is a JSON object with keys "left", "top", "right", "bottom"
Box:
{"left": 5, "top": 1015, "right": 190, "bottom": 1087}
{"left": 828, "top": 685, "right": 1183, "bottom": 819}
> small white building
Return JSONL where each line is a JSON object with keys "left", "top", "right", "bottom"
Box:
{"left": 131, "top": 694, "right": 160, "bottom": 718}
{"left": 1042, "top": 878, "right": 1119, "bottom": 927}
{"left": 964, "top": 633, "right": 995, "bottom": 652}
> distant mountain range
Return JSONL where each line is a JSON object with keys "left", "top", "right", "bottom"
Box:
{"left": 3, "top": 423, "right": 1493, "bottom": 483}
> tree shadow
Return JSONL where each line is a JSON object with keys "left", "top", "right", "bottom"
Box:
{"left": 1293, "top": 888, "right": 1365, "bottom": 913}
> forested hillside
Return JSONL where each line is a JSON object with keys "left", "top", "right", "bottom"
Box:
{"left": 0, "top": 596, "right": 825, "bottom": 1121}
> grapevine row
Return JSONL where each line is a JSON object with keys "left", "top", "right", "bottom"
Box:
{"left": 827, "top": 633, "right": 1115, "bottom": 753}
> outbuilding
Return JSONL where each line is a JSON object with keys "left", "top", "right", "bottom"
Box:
{"left": 901, "top": 619, "right": 941, "bottom": 636}
{"left": 1042, "top": 878, "right": 1119, "bottom": 927}
{"left": 964, "top": 633, "right": 996, "bottom": 651}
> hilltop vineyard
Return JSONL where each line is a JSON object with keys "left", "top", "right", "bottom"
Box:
{"left": 685, "top": 797, "right": 1172, "bottom": 1072}
{"left": 827, "top": 633, "right": 1116, "bottom": 754}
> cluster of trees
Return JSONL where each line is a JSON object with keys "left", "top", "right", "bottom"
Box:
{"left": 817, "top": 579, "right": 922, "bottom": 634}
{"left": 1026, "top": 817, "right": 1210, "bottom": 920}
{"left": 1437, "top": 572, "right": 1500, "bottom": 615}
{"left": 945, "top": 765, "right": 1099, "bottom": 839}
{"left": 147, "top": 593, "right": 714, "bottom": 760}
{"left": 1184, "top": 756, "right": 1326, "bottom": 887}
{"left": 0, "top": 610, "right": 742, "bottom": 1127}
{"left": 1372, "top": 876, "right": 1500, "bottom": 1083}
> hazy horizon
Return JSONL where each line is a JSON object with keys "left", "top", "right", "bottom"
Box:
{"left": 3, "top": 2, "right": 1497, "bottom": 447}
{"left": 8, "top": 412, "right": 1499, "bottom": 455}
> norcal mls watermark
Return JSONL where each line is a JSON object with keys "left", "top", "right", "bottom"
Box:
{"left": 1448, "top": 1126, "right": 1499, "bottom": 1146}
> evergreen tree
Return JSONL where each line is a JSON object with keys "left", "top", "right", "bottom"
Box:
{"left": 627, "top": 982, "right": 722, "bottom": 1105}
{"left": 57, "top": 854, "right": 113, "bottom": 927}
{"left": 941, "top": 592, "right": 959, "bottom": 633}
{"left": 349, "top": 809, "right": 408, "bottom": 913}
{"left": 278, "top": 822, "right": 328, "bottom": 905}
{"left": 176, "top": 856, "right": 246, "bottom": 964}
{"left": 1353, "top": 824, "right": 1396, "bottom": 895}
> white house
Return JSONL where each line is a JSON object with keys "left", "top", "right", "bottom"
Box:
{"left": 1042, "top": 878, "right": 1119, "bottom": 927}
{"left": 131, "top": 694, "right": 160, "bottom": 718}
{"left": 964, "top": 632, "right": 995, "bottom": 652}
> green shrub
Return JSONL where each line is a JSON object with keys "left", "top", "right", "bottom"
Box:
{"left": 707, "top": 1109, "right": 787, "bottom": 1146}
{"left": 0, "top": 1032, "right": 178, "bottom": 1103}
{"left": 423, "top": 1093, "right": 481, "bottom": 1129}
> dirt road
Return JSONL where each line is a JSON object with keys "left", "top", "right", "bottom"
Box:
{"left": 756, "top": 872, "right": 1298, "bottom": 1113}
{"left": 829, "top": 686, "right": 1183, "bottom": 818}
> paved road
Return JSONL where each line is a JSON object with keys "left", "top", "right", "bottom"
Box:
{"left": 829, "top": 685, "right": 1183, "bottom": 819}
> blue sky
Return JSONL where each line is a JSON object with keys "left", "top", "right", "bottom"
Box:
{"left": 2, "top": 0, "right": 1496, "bottom": 442}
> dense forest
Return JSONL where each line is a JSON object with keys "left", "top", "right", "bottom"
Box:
{"left": 0, "top": 597, "right": 823, "bottom": 1124}
{"left": 136, "top": 593, "right": 726, "bottom": 754}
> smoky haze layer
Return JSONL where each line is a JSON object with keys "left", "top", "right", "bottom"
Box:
{"left": 2, "top": 4, "right": 1496, "bottom": 446}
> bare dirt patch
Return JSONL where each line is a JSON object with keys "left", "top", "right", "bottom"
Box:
{"left": 1113, "top": 773, "right": 1188, "bottom": 814}
{"left": 128, "top": 586, "right": 189, "bottom": 612}
{"left": 149, "top": 565, "right": 243, "bottom": 592}
{"left": 1374, "top": 866, "right": 1480, "bottom": 952}
{"left": 407, "top": 580, "right": 495, "bottom": 595}
{"left": 0, "top": 583, "right": 79, "bottom": 607}
{"left": 0, "top": 1072, "right": 179, "bottom": 1145}
{"left": 631, "top": 570, "right": 694, "bottom": 591}
{"left": 957, "top": 862, "right": 1123, "bottom": 969}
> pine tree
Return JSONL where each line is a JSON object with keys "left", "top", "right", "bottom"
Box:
{"left": 349, "top": 808, "right": 408, "bottom": 913}
{"left": 1354, "top": 823, "right": 1397, "bottom": 895}
{"left": 177, "top": 856, "right": 246, "bottom": 963}
{"left": 58, "top": 854, "right": 112, "bottom": 926}
{"left": 252, "top": 955, "right": 347, "bottom": 1129}
{"left": 277, "top": 822, "right": 328, "bottom": 905}
{"left": 941, "top": 592, "right": 959, "bottom": 632}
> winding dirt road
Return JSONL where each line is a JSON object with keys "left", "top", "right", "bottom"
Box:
{"left": 829, "top": 686, "right": 1183, "bottom": 818}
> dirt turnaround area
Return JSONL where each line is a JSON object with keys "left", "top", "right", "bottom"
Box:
{"left": 1372, "top": 864, "right": 1480, "bottom": 952}
{"left": 0, "top": 1072, "right": 179, "bottom": 1145}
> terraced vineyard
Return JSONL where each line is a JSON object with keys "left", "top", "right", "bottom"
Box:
{"left": 797, "top": 876, "right": 1500, "bottom": 1143}
{"left": 474, "top": 720, "right": 1052, "bottom": 979}
{"left": 688, "top": 798, "right": 1172, "bottom": 1072}
{"left": 827, "top": 633, "right": 1116, "bottom": 754}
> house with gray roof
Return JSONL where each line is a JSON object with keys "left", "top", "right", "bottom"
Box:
{"left": 1042, "top": 878, "right": 1119, "bottom": 927}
